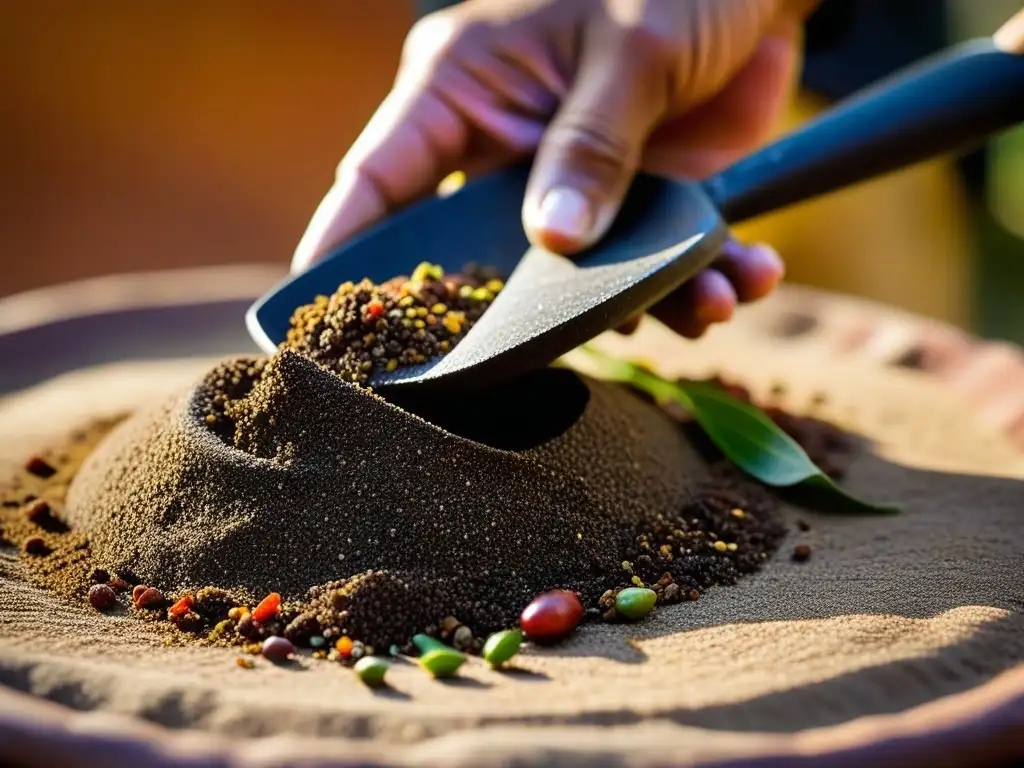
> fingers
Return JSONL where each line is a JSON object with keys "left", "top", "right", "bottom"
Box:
{"left": 291, "top": 80, "right": 469, "bottom": 273}
{"left": 651, "top": 269, "right": 738, "bottom": 339}
{"left": 641, "top": 21, "right": 801, "bottom": 179}
{"left": 522, "top": 20, "right": 674, "bottom": 255}
{"left": 714, "top": 239, "right": 785, "bottom": 302}
{"left": 637, "top": 241, "right": 784, "bottom": 338}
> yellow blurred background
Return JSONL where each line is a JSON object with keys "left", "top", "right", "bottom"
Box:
{"left": 2, "top": 1, "right": 1023, "bottom": 339}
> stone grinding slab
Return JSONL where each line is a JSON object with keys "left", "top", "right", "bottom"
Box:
{"left": 0, "top": 266, "right": 1022, "bottom": 768}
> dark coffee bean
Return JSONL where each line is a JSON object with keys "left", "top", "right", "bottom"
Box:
{"left": 792, "top": 544, "right": 812, "bottom": 562}
{"left": 24, "top": 457, "right": 57, "bottom": 479}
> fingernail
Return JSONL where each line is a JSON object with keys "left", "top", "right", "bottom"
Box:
{"left": 533, "top": 186, "right": 593, "bottom": 244}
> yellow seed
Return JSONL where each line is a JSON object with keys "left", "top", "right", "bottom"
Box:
{"left": 431, "top": 303, "right": 447, "bottom": 315}
{"left": 727, "top": 543, "right": 738, "bottom": 552}
{"left": 399, "top": 296, "right": 415, "bottom": 308}
{"left": 439, "top": 341, "right": 450, "bottom": 351}
{"left": 414, "top": 319, "right": 425, "bottom": 329}
{"left": 405, "top": 308, "right": 418, "bottom": 318}
{"left": 416, "top": 307, "right": 428, "bottom": 317}
{"left": 621, "top": 560, "right": 633, "bottom": 572}
{"left": 731, "top": 508, "right": 746, "bottom": 519}
{"left": 714, "top": 541, "right": 728, "bottom": 552}
{"left": 443, "top": 317, "right": 462, "bottom": 334}
{"left": 402, "top": 318, "right": 412, "bottom": 328}
{"left": 386, "top": 359, "right": 399, "bottom": 372}
{"left": 631, "top": 575, "right": 644, "bottom": 587}
{"left": 471, "top": 287, "right": 493, "bottom": 302}
{"left": 485, "top": 279, "right": 504, "bottom": 293}
{"left": 458, "top": 285, "right": 473, "bottom": 298}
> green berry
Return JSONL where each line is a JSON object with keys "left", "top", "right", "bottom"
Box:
{"left": 419, "top": 648, "right": 465, "bottom": 678}
{"left": 354, "top": 656, "right": 390, "bottom": 687}
{"left": 614, "top": 587, "right": 657, "bottom": 620}
{"left": 412, "top": 633, "right": 465, "bottom": 678}
{"left": 482, "top": 629, "right": 523, "bottom": 668}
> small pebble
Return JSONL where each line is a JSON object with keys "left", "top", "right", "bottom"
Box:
{"left": 23, "top": 537, "right": 48, "bottom": 556}
{"left": 261, "top": 635, "right": 295, "bottom": 663}
{"left": 354, "top": 656, "right": 390, "bottom": 687}
{"left": 662, "top": 583, "right": 681, "bottom": 602}
{"left": 482, "top": 629, "right": 522, "bottom": 668}
{"left": 107, "top": 577, "right": 129, "bottom": 592}
{"left": 792, "top": 544, "right": 812, "bottom": 562}
{"left": 797, "top": 519, "right": 812, "bottom": 532}
{"left": 452, "top": 625, "right": 473, "bottom": 651}
{"left": 88, "top": 583, "right": 117, "bottom": 611}
{"left": 309, "top": 635, "right": 326, "bottom": 649}
{"left": 614, "top": 587, "right": 657, "bottom": 621}
{"left": 519, "top": 590, "right": 584, "bottom": 643}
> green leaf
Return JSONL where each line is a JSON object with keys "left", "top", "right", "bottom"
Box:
{"left": 575, "top": 345, "right": 899, "bottom": 514}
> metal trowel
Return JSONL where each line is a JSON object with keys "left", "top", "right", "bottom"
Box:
{"left": 248, "top": 12, "right": 1024, "bottom": 395}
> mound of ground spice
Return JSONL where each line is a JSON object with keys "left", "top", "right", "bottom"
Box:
{"left": 3, "top": 362, "right": 855, "bottom": 652}
{"left": 2, "top": 268, "right": 858, "bottom": 655}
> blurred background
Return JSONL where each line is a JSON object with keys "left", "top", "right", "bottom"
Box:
{"left": 2, "top": 0, "right": 1023, "bottom": 341}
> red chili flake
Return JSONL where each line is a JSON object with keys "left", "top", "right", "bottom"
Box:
{"left": 169, "top": 595, "right": 194, "bottom": 618}
{"left": 24, "top": 456, "right": 57, "bottom": 479}
{"left": 132, "top": 585, "right": 148, "bottom": 605}
{"left": 519, "top": 589, "right": 585, "bottom": 643}
{"left": 251, "top": 592, "right": 281, "bottom": 623}
{"left": 335, "top": 636, "right": 354, "bottom": 657}
{"left": 365, "top": 300, "right": 385, "bottom": 319}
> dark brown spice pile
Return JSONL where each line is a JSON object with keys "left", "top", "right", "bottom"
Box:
{"left": 3, "top": 267, "right": 858, "bottom": 656}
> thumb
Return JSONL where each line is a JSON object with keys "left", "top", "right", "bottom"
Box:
{"left": 522, "top": 24, "right": 672, "bottom": 255}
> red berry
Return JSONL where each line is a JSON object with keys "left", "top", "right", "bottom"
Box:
{"left": 169, "top": 595, "right": 194, "bottom": 618}
{"left": 88, "top": 583, "right": 117, "bottom": 611}
{"left": 365, "top": 300, "right": 385, "bottom": 319}
{"left": 252, "top": 592, "right": 281, "bottom": 623}
{"left": 136, "top": 587, "right": 165, "bottom": 610}
{"left": 519, "top": 589, "right": 584, "bottom": 643}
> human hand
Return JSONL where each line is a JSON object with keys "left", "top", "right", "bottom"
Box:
{"left": 293, "top": 0, "right": 820, "bottom": 338}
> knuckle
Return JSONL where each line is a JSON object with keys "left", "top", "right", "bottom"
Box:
{"left": 404, "top": 11, "right": 488, "bottom": 65}
{"left": 545, "top": 117, "right": 636, "bottom": 177}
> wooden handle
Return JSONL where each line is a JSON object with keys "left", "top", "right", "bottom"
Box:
{"left": 995, "top": 7, "right": 1024, "bottom": 54}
